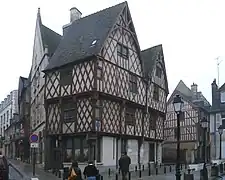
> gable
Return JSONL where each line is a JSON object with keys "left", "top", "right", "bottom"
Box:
{"left": 101, "top": 3, "right": 143, "bottom": 76}
{"left": 44, "top": 2, "right": 126, "bottom": 71}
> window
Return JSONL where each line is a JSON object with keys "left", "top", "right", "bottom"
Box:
{"left": 221, "top": 91, "right": 225, "bottom": 103}
{"left": 62, "top": 100, "right": 76, "bottom": 122}
{"left": 156, "top": 66, "right": 162, "bottom": 78}
{"left": 129, "top": 73, "right": 138, "bottom": 93}
{"left": 64, "top": 138, "right": 73, "bottom": 162}
{"left": 95, "top": 100, "right": 102, "bottom": 120}
{"left": 117, "top": 43, "right": 129, "bottom": 59}
{"left": 153, "top": 85, "right": 159, "bottom": 101}
{"left": 174, "top": 128, "right": 178, "bottom": 138}
{"left": 60, "top": 68, "right": 73, "bottom": 86}
{"left": 150, "top": 112, "right": 157, "bottom": 130}
{"left": 125, "top": 107, "right": 135, "bottom": 125}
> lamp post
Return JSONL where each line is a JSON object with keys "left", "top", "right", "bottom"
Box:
{"left": 173, "top": 94, "right": 184, "bottom": 180}
{"left": 218, "top": 125, "right": 223, "bottom": 160}
{"left": 200, "top": 117, "right": 208, "bottom": 163}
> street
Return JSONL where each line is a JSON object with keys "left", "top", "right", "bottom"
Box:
{"left": 9, "top": 166, "right": 23, "bottom": 180}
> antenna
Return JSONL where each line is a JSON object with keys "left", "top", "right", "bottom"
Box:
{"left": 216, "top": 56, "right": 223, "bottom": 87}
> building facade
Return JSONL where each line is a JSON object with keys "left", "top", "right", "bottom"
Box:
{"left": 163, "top": 81, "right": 211, "bottom": 164}
{"left": 17, "top": 76, "right": 31, "bottom": 162}
{"left": 210, "top": 79, "right": 225, "bottom": 159}
{"left": 43, "top": 2, "right": 168, "bottom": 169}
{"left": 29, "top": 8, "right": 61, "bottom": 165}
{"left": 0, "top": 90, "right": 18, "bottom": 137}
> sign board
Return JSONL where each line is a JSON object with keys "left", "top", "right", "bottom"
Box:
{"left": 30, "top": 142, "right": 39, "bottom": 148}
{"left": 30, "top": 134, "right": 39, "bottom": 143}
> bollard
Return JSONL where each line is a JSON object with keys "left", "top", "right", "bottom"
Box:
{"left": 220, "top": 163, "right": 223, "bottom": 174}
{"left": 100, "top": 175, "right": 103, "bottom": 180}
{"left": 184, "top": 171, "right": 194, "bottom": 180}
{"left": 63, "top": 167, "right": 69, "bottom": 180}
{"left": 108, "top": 168, "right": 111, "bottom": 176}
{"left": 135, "top": 166, "right": 137, "bottom": 172}
{"left": 164, "top": 166, "right": 166, "bottom": 174}
{"left": 148, "top": 164, "right": 151, "bottom": 176}
{"left": 181, "top": 164, "right": 183, "bottom": 169}
{"left": 142, "top": 165, "right": 144, "bottom": 171}
{"left": 128, "top": 172, "right": 131, "bottom": 180}
{"left": 119, "top": 168, "right": 120, "bottom": 174}
{"left": 139, "top": 169, "right": 142, "bottom": 178}
{"left": 58, "top": 169, "right": 61, "bottom": 178}
{"left": 115, "top": 173, "right": 118, "bottom": 180}
{"left": 169, "top": 165, "right": 172, "bottom": 172}
{"left": 224, "top": 163, "right": 225, "bottom": 171}
{"left": 155, "top": 167, "right": 158, "bottom": 175}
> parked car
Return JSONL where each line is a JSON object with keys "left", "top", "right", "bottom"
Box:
{"left": 0, "top": 154, "right": 9, "bottom": 180}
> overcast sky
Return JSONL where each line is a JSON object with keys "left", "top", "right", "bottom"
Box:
{"left": 0, "top": 0, "right": 224, "bottom": 103}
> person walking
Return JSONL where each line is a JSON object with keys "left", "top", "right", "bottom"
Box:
{"left": 68, "top": 161, "right": 82, "bottom": 180}
{"left": 119, "top": 152, "right": 131, "bottom": 180}
{"left": 83, "top": 161, "right": 98, "bottom": 180}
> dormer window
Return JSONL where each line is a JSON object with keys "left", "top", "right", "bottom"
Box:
{"left": 117, "top": 43, "right": 128, "bottom": 59}
{"left": 221, "top": 91, "right": 225, "bottom": 103}
{"left": 156, "top": 66, "right": 162, "bottom": 78}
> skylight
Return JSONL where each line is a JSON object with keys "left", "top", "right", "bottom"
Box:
{"left": 91, "top": 40, "right": 97, "bottom": 46}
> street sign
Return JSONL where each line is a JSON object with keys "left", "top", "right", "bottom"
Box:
{"left": 30, "top": 134, "right": 39, "bottom": 143}
{"left": 30, "top": 142, "right": 39, "bottom": 148}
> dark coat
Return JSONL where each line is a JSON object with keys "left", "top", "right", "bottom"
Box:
{"left": 69, "top": 166, "right": 82, "bottom": 180}
{"left": 119, "top": 155, "right": 131, "bottom": 173}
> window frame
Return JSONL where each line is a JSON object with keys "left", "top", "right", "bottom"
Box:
{"left": 153, "top": 84, "right": 159, "bottom": 101}
{"left": 129, "top": 73, "right": 138, "bottom": 93}
{"left": 117, "top": 43, "right": 129, "bottom": 59}
{"left": 156, "top": 66, "right": 162, "bottom": 78}
{"left": 221, "top": 91, "right": 225, "bottom": 103}
{"left": 62, "top": 99, "right": 76, "bottom": 122}
{"left": 125, "top": 107, "right": 135, "bottom": 126}
{"left": 60, "top": 67, "right": 73, "bottom": 86}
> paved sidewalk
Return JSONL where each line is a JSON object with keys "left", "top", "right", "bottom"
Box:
{"left": 9, "top": 159, "right": 61, "bottom": 180}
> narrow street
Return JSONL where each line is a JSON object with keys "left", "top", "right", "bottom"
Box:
{"left": 9, "top": 166, "right": 23, "bottom": 180}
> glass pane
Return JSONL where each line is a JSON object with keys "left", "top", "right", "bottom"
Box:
{"left": 97, "top": 69, "right": 102, "bottom": 78}
{"left": 95, "top": 108, "right": 100, "bottom": 119}
{"left": 66, "top": 138, "right": 72, "bottom": 148}
{"left": 64, "top": 149, "right": 72, "bottom": 162}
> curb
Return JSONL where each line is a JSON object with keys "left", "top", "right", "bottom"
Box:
{"left": 8, "top": 160, "right": 27, "bottom": 179}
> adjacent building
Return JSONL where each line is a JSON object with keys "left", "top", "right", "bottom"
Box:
{"left": 29, "top": 8, "right": 61, "bottom": 165}
{"left": 43, "top": 2, "right": 168, "bottom": 170}
{"left": 210, "top": 79, "right": 225, "bottom": 159}
{"left": 163, "top": 80, "right": 211, "bottom": 164}
{"left": 0, "top": 90, "right": 18, "bottom": 137}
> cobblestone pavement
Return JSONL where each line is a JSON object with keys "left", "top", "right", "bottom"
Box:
{"left": 9, "top": 165, "right": 23, "bottom": 180}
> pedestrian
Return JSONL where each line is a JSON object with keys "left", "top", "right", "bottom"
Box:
{"left": 68, "top": 161, "right": 82, "bottom": 180}
{"left": 119, "top": 152, "right": 131, "bottom": 180}
{"left": 83, "top": 161, "right": 98, "bottom": 180}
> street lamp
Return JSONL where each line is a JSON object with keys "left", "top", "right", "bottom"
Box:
{"left": 218, "top": 125, "right": 223, "bottom": 160}
{"left": 173, "top": 94, "right": 184, "bottom": 180}
{"left": 200, "top": 117, "right": 208, "bottom": 163}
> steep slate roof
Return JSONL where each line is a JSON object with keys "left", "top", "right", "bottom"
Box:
{"left": 38, "top": 8, "right": 62, "bottom": 56}
{"left": 44, "top": 1, "right": 127, "bottom": 71}
{"left": 219, "top": 82, "right": 225, "bottom": 91}
{"left": 168, "top": 80, "right": 211, "bottom": 110}
{"left": 18, "top": 76, "right": 29, "bottom": 102}
{"left": 141, "top": 44, "right": 169, "bottom": 93}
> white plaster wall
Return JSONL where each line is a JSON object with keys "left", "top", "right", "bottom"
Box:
{"left": 102, "top": 136, "right": 116, "bottom": 166}
{"left": 155, "top": 143, "right": 162, "bottom": 164}
{"left": 127, "top": 139, "right": 138, "bottom": 165}
{"left": 0, "top": 90, "right": 18, "bottom": 137}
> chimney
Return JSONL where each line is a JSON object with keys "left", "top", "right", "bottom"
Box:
{"left": 62, "top": 7, "right": 82, "bottom": 36}
{"left": 211, "top": 78, "right": 220, "bottom": 109}
{"left": 70, "top": 7, "right": 82, "bottom": 22}
{"left": 191, "top": 83, "right": 198, "bottom": 94}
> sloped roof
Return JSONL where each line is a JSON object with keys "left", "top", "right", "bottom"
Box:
{"left": 18, "top": 76, "right": 29, "bottom": 102}
{"left": 38, "top": 8, "right": 62, "bottom": 56}
{"left": 44, "top": 1, "right": 127, "bottom": 71}
{"left": 168, "top": 80, "right": 211, "bottom": 110}
{"left": 219, "top": 82, "right": 225, "bottom": 91}
{"left": 141, "top": 44, "right": 169, "bottom": 93}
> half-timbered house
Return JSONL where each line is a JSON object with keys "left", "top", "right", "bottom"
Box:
{"left": 30, "top": 8, "right": 61, "bottom": 165}
{"left": 163, "top": 80, "right": 211, "bottom": 164}
{"left": 43, "top": 1, "right": 169, "bottom": 169}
